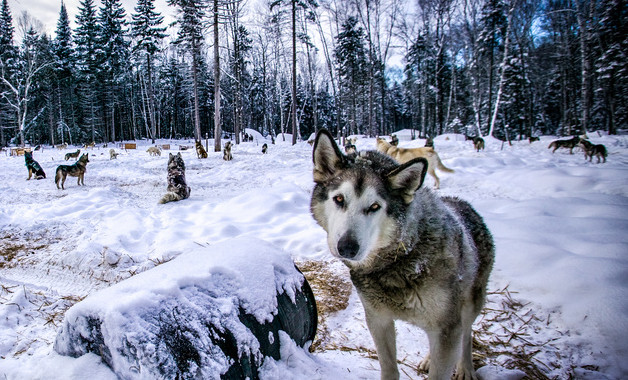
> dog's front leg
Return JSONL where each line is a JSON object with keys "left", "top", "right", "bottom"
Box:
{"left": 426, "top": 328, "right": 461, "bottom": 380}
{"left": 363, "top": 305, "right": 399, "bottom": 380}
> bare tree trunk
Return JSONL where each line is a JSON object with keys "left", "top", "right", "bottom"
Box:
{"left": 291, "top": 0, "right": 298, "bottom": 145}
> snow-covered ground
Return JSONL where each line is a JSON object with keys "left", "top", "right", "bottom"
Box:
{"left": 0, "top": 130, "right": 626, "bottom": 379}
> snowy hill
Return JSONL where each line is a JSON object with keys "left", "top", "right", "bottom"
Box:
{"left": 0, "top": 133, "right": 626, "bottom": 379}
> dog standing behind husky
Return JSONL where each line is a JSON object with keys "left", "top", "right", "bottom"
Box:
{"left": 579, "top": 139, "right": 607, "bottom": 163}
{"left": 311, "top": 129, "right": 494, "bottom": 380}
{"left": 195, "top": 140, "right": 208, "bottom": 158}
{"left": 55, "top": 153, "right": 89, "bottom": 190}
{"left": 376, "top": 137, "right": 454, "bottom": 189}
{"left": 548, "top": 136, "right": 580, "bottom": 154}
{"left": 25, "top": 151, "right": 46, "bottom": 180}
{"left": 109, "top": 149, "right": 120, "bottom": 160}
{"left": 223, "top": 141, "right": 233, "bottom": 161}
{"left": 159, "top": 152, "right": 191, "bottom": 204}
{"left": 147, "top": 146, "right": 161, "bottom": 157}
{"left": 65, "top": 149, "right": 80, "bottom": 161}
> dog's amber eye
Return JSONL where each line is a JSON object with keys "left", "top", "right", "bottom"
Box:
{"left": 333, "top": 195, "right": 344, "bottom": 206}
{"left": 368, "top": 203, "right": 381, "bottom": 213}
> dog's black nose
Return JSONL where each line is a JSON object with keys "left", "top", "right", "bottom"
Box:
{"left": 338, "top": 233, "right": 360, "bottom": 259}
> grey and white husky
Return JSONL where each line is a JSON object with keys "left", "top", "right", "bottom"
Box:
{"left": 159, "top": 152, "right": 191, "bottom": 204}
{"left": 310, "top": 129, "right": 494, "bottom": 380}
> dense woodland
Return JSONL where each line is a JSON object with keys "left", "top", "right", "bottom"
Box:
{"left": 0, "top": 0, "right": 625, "bottom": 148}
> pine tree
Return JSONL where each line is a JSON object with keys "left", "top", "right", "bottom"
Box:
{"left": 0, "top": 0, "right": 16, "bottom": 145}
{"left": 477, "top": 0, "right": 507, "bottom": 134}
{"left": 595, "top": 0, "right": 627, "bottom": 134}
{"left": 74, "top": 0, "right": 101, "bottom": 143}
{"left": 131, "top": 0, "right": 166, "bottom": 142}
{"left": 335, "top": 16, "right": 367, "bottom": 137}
{"left": 52, "top": 1, "right": 74, "bottom": 146}
{"left": 169, "top": 0, "right": 207, "bottom": 141}
{"left": 98, "top": 0, "right": 130, "bottom": 142}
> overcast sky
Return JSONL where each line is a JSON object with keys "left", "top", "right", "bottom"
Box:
{"left": 7, "top": 0, "right": 176, "bottom": 38}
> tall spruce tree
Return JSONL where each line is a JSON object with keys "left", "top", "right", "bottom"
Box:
{"left": 0, "top": 0, "right": 16, "bottom": 145}
{"left": 131, "top": 0, "right": 166, "bottom": 143}
{"left": 98, "top": 0, "right": 129, "bottom": 142}
{"left": 169, "top": 0, "right": 207, "bottom": 141}
{"left": 52, "top": 1, "right": 74, "bottom": 146}
{"left": 335, "top": 16, "right": 367, "bottom": 137}
{"left": 74, "top": 0, "right": 100, "bottom": 143}
{"left": 477, "top": 0, "right": 507, "bottom": 134}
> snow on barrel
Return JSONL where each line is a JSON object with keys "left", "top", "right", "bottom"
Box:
{"left": 54, "top": 237, "right": 317, "bottom": 379}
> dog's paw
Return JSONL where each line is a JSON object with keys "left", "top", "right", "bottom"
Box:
{"left": 454, "top": 365, "right": 477, "bottom": 380}
{"left": 418, "top": 353, "right": 430, "bottom": 374}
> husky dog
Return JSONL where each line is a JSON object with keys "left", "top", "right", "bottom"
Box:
{"left": 65, "top": 149, "right": 81, "bottom": 161}
{"left": 344, "top": 142, "right": 357, "bottom": 159}
{"left": 465, "top": 135, "right": 485, "bottom": 152}
{"left": 25, "top": 151, "right": 46, "bottom": 180}
{"left": 548, "top": 136, "right": 580, "bottom": 154}
{"left": 195, "top": 140, "right": 208, "bottom": 159}
{"left": 147, "top": 146, "right": 162, "bottom": 157}
{"left": 376, "top": 137, "right": 454, "bottom": 189}
{"left": 109, "top": 149, "right": 120, "bottom": 160}
{"left": 473, "top": 137, "right": 485, "bottom": 152}
{"left": 424, "top": 137, "right": 434, "bottom": 148}
{"left": 55, "top": 153, "right": 89, "bottom": 190}
{"left": 262, "top": 143, "right": 268, "bottom": 154}
{"left": 223, "top": 141, "right": 233, "bottom": 161}
{"left": 311, "top": 129, "right": 494, "bottom": 380}
{"left": 390, "top": 134, "right": 399, "bottom": 146}
{"left": 56, "top": 143, "right": 68, "bottom": 150}
{"left": 83, "top": 142, "right": 95, "bottom": 149}
{"left": 579, "top": 139, "right": 607, "bottom": 163}
{"left": 529, "top": 136, "right": 540, "bottom": 143}
{"left": 159, "top": 152, "right": 191, "bottom": 204}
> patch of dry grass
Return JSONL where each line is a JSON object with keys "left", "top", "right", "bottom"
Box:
{"left": 296, "top": 259, "right": 352, "bottom": 352}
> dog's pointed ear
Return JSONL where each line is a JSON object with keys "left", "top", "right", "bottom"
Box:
{"left": 312, "top": 129, "right": 346, "bottom": 183}
{"left": 387, "top": 157, "right": 428, "bottom": 204}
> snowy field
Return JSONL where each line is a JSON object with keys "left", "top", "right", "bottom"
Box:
{"left": 0, "top": 130, "right": 626, "bottom": 379}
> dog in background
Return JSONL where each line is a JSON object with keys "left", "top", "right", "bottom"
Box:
{"left": 262, "top": 143, "right": 268, "bottom": 154}
{"left": 548, "top": 136, "right": 581, "bottom": 154}
{"left": 465, "top": 135, "right": 485, "bottom": 152}
{"left": 55, "top": 153, "right": 89, "bottom": 190}
{"left": 56, "top": 143, "right": 68, "bottom": 150}
{"left": 25, "top": 151, "right": 46, "bottom": 180}
{"left": 109, "top": 149, "right": 120, "bottom": 160}
{"left": 159, "top": 152, "right": 191, "bottom": 204}
{"left": 147, "top": 147, "right": 162, "bottom": 157}
{"left": 376, "top": 137, "right": 454, "bottom": 189}
{"left": 579, "top": 139, "right": 607, "bottom": 163}
{"left": 65, "top": 149, "right": 81, "bottom": 161}
{"left": 529, "top": 136, "right": 540, "bottom": 143}
{"left": 223, "top": 141, "right": 233, "bottom": 161}
{"left": 311, "top": 129, "right": 494, "bottom": 380}
{"left": 195, "top": 140, "right": 208, "bottom": 159}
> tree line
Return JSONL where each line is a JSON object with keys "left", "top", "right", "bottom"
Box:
{"left": 0, "top": 0, "right": 625, "bottom": 148}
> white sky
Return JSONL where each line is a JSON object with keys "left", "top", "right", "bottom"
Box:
{"left": 7, "top": 0, "right": 176, "bottom": 38}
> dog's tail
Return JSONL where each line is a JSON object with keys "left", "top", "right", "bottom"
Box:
{"left": 435, "top": 154, "right": 455, "bottom": 173}
{"left": 548, "top": 141, "right": 556, "bottom": 149}
{"left": 55, "top": 167, "right": 62, "bottom": 188}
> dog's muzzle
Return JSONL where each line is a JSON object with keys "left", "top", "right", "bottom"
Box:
{"left": 337, "top": 233, "right": 360, "bottom": 259}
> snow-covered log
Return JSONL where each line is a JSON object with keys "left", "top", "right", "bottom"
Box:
{"left": 54, "top": 238, "right": 317, "bottom": 379}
